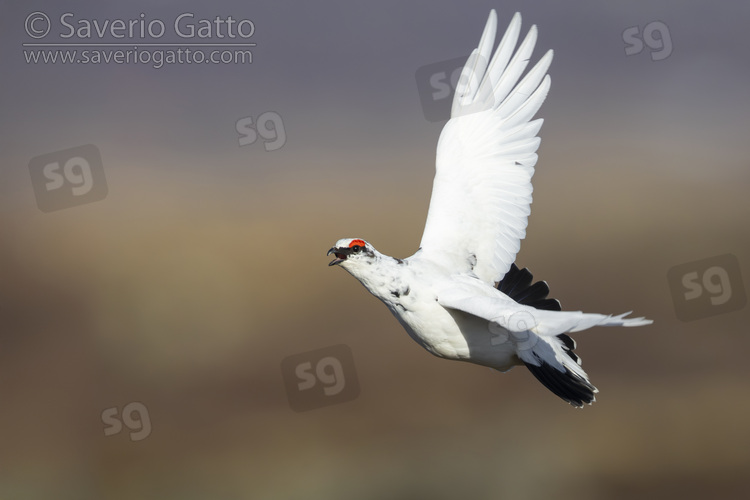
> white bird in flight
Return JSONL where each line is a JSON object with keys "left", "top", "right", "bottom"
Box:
{"left": 327, "top": 10, "right": 652, "bottom": 407}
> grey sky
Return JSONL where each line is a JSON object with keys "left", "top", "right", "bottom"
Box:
{"left": 1, "top": 0, "right": 749, "bottom": 198}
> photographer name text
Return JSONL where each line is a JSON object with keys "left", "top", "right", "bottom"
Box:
{"left": 25, "top": 12, "right": 255, "bottom": 43}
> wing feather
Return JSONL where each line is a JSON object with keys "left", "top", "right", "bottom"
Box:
{"left": 418, "top": 10, "right": 553, "bottom": 284}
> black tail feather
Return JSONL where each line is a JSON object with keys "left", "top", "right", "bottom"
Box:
{"left": 497, "top": 264, "right": 561, "bottom": 311}
{"left": 557, "top": 333, "right": 580, "bottom": 364}
{"left": 524, "top": 361, "right": 597, "bottom": 408}
{"left": 527, "top": 297, "right": 562, "bottom": 312}
{"left": 497, "top": 265, "right": 534, "bottom": 298}
{"left": 498, "top": 264, "right": 592, "bottom": 406}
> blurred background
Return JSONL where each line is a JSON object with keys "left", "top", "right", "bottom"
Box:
{"left": 1, "top": 0, "right": 749, "bottom": 498}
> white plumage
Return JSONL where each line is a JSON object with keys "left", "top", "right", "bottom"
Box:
{"left": 328, "top": 10, "right": 652, "bottom": 407}
{"left": 421, "top": 11, "right": 550, "bottom": 284}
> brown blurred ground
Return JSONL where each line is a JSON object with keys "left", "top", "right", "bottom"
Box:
{"left": 1, "top": 149, "right": 748, "bottom": 499}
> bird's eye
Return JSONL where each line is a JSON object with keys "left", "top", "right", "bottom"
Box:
{"left": 352, "top": 245, "right": 361, "bottom": 252}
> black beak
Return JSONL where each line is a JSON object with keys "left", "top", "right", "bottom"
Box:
{"left": 327, "top": 247, "right": 352, "bottom": 266}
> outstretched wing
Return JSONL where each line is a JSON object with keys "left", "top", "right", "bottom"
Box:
{"left": 436, "top": 275, "right": 653, "bottom": 337}
{"left": 418, "top": 10, "right": 553, "bottom": 285}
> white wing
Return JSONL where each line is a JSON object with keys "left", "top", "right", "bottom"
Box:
{"left": 436, "top": 276, "right": 653, "bottom": 336}
{"left": 418, "top": 10, "right": 553, "bottom": 285}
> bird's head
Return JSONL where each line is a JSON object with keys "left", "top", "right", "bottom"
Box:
{"left": 327, "top": 238, "right": 377, "bottom": 270}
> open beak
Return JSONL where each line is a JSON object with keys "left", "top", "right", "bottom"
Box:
{"left": 327, "top": 247, "right": 352, "bottom": 266}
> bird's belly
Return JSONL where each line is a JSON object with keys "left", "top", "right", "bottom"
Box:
{"left": 387, "top": 301, "right": 519, "bottom": 371}
{"left": 386, "top": 301, "right": 467, "bottom": 359}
